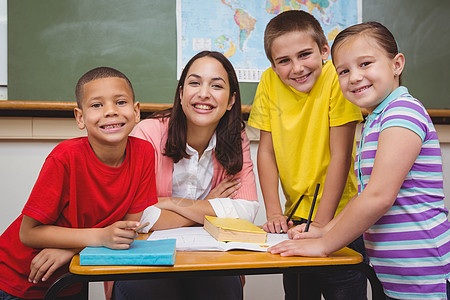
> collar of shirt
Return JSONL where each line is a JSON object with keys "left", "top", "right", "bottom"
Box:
{"left": 370, "top": 86, "right": 409, "bottom": 119}
{"left": 185, "top": 133, "right": 217, "bottom": 156}
{"left": 172, "top": 133, "right": 216, "bottom": 200}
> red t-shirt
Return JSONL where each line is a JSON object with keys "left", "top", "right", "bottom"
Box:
{"left": 0, "top": 137, "right": 157, "bottom": 298}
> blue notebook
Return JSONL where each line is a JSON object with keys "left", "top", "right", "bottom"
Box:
{"left": 79, "top": 239, "right": 177, "bottom": 266}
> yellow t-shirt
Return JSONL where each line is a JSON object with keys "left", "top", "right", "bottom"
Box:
{"left": 248, "top": 60, "right": 362, "bottom": 220}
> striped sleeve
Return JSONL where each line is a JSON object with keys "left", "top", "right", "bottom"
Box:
{"left": 380, "top": 97, "right": 429, "bottom": 141}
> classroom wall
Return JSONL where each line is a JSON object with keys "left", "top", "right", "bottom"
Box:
{"left": 0, "top": 118, "right": 450, "bottom": 299}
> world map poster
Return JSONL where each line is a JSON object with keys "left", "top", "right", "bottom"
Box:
{"left": 177, "top": 0, "right": 362, "bottom": 82}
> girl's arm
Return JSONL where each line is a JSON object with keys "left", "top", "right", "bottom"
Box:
{"left": 270, "top": 126, "right": 422, "bottom": 256}
{"left": 312, "top": 121, "right": 357, "bottom": 227}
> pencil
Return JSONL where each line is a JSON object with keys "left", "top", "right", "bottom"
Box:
{"left": 279, "top": 195, "right": 304, "bottom": 233}
{"left": 135, "top": 222, "right": 150, "bottom": 232}
{"left": 286, "top": 194, "right": 305, "bottom": 225}
{"left": 305, "top": 183, "right": 320, "bottom": 232}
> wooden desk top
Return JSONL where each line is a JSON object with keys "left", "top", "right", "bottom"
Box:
{"left": 70, "top": 247, "right": 362, "bottom": 276}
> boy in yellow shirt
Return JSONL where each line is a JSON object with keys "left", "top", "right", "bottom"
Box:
{"left": 248, "top": 10, "right": 366, "bottom": 299}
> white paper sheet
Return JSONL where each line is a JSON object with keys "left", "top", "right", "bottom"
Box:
{"left": 148, "top": 227, "right": 289, "bottom": 252}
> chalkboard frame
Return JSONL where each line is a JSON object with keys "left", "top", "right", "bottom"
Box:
{"left": 1, "top": 101, "right": 449, "bottom": 124}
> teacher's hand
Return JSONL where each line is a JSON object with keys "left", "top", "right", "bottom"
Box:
{"left": 205, "top": 176, "right": 241, "bottom": 200}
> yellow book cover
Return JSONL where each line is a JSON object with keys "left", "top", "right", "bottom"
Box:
{"left": 203, "top": 216, "right": 267, "bottom": 243}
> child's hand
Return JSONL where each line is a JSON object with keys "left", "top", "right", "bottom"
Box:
{"left": 29, "top": 248, "right": 78, "bottom": 284}
{"left": 263, "top": 215, "right": 292, "bottom": 233}
{"left": 268, "top": 238, "right": 328, "bottom": 257}
{"left": 205, "top": 177, "right": 241, "bottom": 200}
{"left": 100, "top": 221, "right": 139, "bottom": 249}
{"left": 288, "top": 224, "right": 325, "bottom": 240}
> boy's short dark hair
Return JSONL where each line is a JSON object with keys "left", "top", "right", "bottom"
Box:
{"left": 75, "top": 67, "right": 135, "bottom": 108}
{"left": 264, "top": 10, "right": 328, "bottom": 66}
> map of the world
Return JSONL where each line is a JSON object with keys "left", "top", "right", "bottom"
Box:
{"left": 177, "top": 0, "right": 361, "bottom": 82}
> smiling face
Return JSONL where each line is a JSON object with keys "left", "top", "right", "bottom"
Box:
{"left": 74, "top": 77, "right": 140, "bottom": 150}
{"left": 333, "top": 35, "right": 404, "bottom": 112}
{"left": 180, "top": 56, "right": 235, "bottom": 132}
{"left": 270, "top": 30, "right": 330, "bottom": 93}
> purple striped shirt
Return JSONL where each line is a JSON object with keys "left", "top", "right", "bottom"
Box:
{"left": 356, "top": 87, "right": 450, "bottom": 299}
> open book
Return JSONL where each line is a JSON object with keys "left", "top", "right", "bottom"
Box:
{"left": 148, "top": 227, "right": 289, "bottom": 252}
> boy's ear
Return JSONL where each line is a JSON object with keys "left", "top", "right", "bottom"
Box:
{"left": 227, "top": 92, "right": 236, "bottom": 111}
{"left": 393, "top": 53, "right": 405, "bottom": 77}
{"left": 74, "top": 107, "right": 85, "bottom": 130}
{"left": 133, "top": 101, "right": 141, "bottom": 123}
{"left": 321, "top": 43, "right": 330, "bottom": 61}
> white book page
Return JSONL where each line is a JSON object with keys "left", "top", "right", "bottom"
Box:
{"left": 148, "top": 227, "right": 289, "bottom": 252}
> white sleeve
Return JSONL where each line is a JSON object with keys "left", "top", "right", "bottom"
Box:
{"left": 208, "top": 198, "right": 259, "bottom": 222}
{"left": 139, "top": 206, "right": 162, "bottom": 233}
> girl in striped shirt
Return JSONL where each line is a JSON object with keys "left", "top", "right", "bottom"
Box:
{"left": 269, "top": 22, "right": 450, "bottom": 300}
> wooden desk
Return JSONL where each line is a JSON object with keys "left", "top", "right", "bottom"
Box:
{"left": 44, "top": 247, "right": 384, "bottom": 299}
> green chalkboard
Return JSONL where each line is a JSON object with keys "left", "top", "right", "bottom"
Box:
{"left": 8, "top": 0, "right": 450, "bottom": 108}
{"left": 7, "top": 0, "right": 257, "bottom": 104}
{"left": 362, "top": 0, "right": 450, "bottom": 109}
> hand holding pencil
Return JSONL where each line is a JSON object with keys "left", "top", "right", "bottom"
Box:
{"left": 99, "top": 220, "right": 144, "bottom": 250}
{"left": 134, "top": 222, "right": 150, "bottom": 233}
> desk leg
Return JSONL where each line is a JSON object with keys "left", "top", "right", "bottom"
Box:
{"left": 44, "top": 273, "right": 89, "bottom": 300}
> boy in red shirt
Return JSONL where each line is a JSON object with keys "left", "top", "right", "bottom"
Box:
{"left": 0, "top": 67, "right": 157, "bottom": 299}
